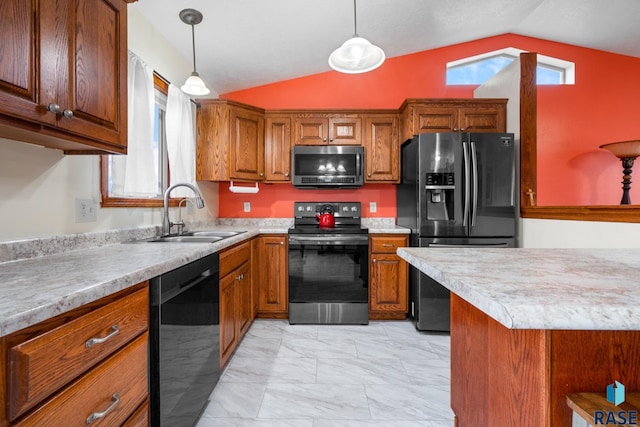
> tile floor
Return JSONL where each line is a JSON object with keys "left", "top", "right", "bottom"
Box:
{"left": 196, "top": 319, "right": 455, "bottom": 427}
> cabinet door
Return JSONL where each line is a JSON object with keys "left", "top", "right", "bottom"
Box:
{"left": 413, "top": 105, "right": 458, "bottom": 133}
{"left": 57, "top": 0, "right": 127, "bottom": 149}
{"left": 256, "top": 236, "right": 288, "bottom": 315}
{"left": 458, "top": 106, "right": 506, "bottom": 133}
{"left": 236, "top": 262, "right": 252, "bottom": 337}
{"left": 0, "top": 0, "right": 57, "bottom": 126}
{"left": 370, "top": 254, "right": 408, "bottom": 313}
{"left": 329, "top": 116, "right": 361, "bottom": 145}
{"left": 264, "top": 114, "right": 291, "bottom": 182}
{"left": 219, "top": 273, "right": 238, "bottom": 368}
{"left": 230, "top": 107, "right": 265, "bottom": 180}
{"left": 364, "top": 115, "right": 399, "bottom": 182}
{"left": 294, "top": 116, "right": 328, "bottom": 145}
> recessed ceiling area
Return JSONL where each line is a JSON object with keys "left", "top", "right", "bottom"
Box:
{"left": 132, "top": 0, "right": 640, "bottom": 94}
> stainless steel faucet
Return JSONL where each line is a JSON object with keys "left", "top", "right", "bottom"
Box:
{"left": 162, "top": 183, "right": 205, "bottom": 235}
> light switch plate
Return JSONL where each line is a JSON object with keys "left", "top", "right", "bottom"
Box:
{"left": 243, "top": 202, "right": 251, "bottom": 212}
{"left": 369, "top": 202, "right": 377, "bottom": 213}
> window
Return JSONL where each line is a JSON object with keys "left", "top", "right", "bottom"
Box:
{"left": 100, "top": 73, "right": 178, "bottom": 208}
{"left": 446, "top": 47, "right": 575, "bottom": 86}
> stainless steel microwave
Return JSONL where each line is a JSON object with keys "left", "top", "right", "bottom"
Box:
{"left": 292, "top": 145, "right": 364, "bottom": 188}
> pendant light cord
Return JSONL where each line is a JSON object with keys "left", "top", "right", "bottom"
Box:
{"left": 191, "top": 24, "right": 197, "bottom": 73}
{"left": 353, "top": 0, "right": 359, "bottom": 37}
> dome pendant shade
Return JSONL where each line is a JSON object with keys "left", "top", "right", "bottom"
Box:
{"left": 181, "top": 72, "right": 210, "bottom": 96}
{"left": 329, "top": 37, "right": 385, "bottom": 74}
{"left": 328, "top": 0, "right": 385, "bottom": 74}
{"left": 179, "top": 8, "right": 210, "bottom": 97}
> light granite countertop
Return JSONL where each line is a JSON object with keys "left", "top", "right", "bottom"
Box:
{"left": 0, "top": 218, "right": 407, "bottom": 338}
{"left": 397, "top": 247, "right": 640, "bottom": 331}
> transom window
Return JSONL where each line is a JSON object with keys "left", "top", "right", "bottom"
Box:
{"left": 446, "top": 47, "right": 575, "bottom": 85}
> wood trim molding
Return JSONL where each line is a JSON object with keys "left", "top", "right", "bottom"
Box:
{"left": 521, "top": 205, "right": 640, "bottom": 223}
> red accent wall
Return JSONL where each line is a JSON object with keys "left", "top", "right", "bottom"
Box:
{"left": 217, "top": 33, "right": 640, "bottom": 217}
{"left": 218, "top": 183, "right": 395, "bottom": 218}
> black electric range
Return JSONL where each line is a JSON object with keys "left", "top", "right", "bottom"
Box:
{"left": 288, "top": 202, "right": 369, "bottom": 325}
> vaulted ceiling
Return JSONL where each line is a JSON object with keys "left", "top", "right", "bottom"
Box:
{"left": 132, "top": 0, "right": 640, "bottom": 94}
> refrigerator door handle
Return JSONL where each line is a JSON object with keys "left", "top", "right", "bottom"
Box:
{"left": 470, "top": 141, "right": 478, "bottom": 227}
{"left": 462, "top": 141, "right": 470, "bottom": 227}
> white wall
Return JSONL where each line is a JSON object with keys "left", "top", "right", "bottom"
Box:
{"left": 0, "top": 7, "right": 218, "bottom": 242}
{"left": 522, "top": 218, "right": 640, "bottom": 247}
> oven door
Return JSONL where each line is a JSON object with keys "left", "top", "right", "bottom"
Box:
{"left": 288, "top": 233, "right": 369, "bottom": 324}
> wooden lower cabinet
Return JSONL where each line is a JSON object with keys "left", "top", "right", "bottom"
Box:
{"left": 253, "top": 235, "right": 288, "bottom": 317}
{"left": 219, "top": 241, "right": 253, "bottom": 368}
{"left": 450, "top": 294, "right": 640, "bottom": 426}
{"left": 369, "top": 235, "right": 409, "bottom": 320}
{"left": 0, "top": 283, "right": 149, "bottom": 427}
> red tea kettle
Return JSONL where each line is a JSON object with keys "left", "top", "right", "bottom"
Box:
{"left": 316, "top": 205, "right": 335, "bottom": 228}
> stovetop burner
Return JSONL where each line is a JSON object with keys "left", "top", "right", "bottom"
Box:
{"left": 289, "top": 202, "right": 367, "bottom": 234}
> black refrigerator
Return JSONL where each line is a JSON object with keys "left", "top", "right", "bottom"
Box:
{"left": 397, "top": 132, "right": 516, "bottom": 331}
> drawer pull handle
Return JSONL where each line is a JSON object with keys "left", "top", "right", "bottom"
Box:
{"left": 86, "top": 392, "right": 120, "bottom": 425}
{"left": 382, "top": 243, "right": 396, "bottom": 247}
{"left": 86, "top": 324, "right": 120, "bottom": 348}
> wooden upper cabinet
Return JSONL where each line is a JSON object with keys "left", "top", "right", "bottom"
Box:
{"left": 197, "top": 99, "right": 265, "bottom": 182}
{"left": 230, "top": 107, "right": 265, "bottom": 181}
{"left": 293, "top": 113, "right": 362, "bottom": 145}
{"left": 363, "top": 114, "right": 400, "bottom": 183}
{"left": 264, "top": 114, "right": 292, "bottom": 182}
{"left": 0, "top": 0, "right": 129, "bottom": 154}
{"left": 400, "top": 99, "right": 507, "bottom": 141}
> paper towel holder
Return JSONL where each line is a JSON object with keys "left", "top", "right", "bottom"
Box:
{"left": 229, "top": 181, "right": 259, "bottom": 194}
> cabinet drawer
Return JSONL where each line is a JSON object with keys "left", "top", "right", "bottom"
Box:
{"left": 14, "top": 334, "right": 148, "bottom": 427}
{"left": 122, "top": 399, "right": 149, "bottom": 427}
{"left": 371, "top": 236, "right": 408, "bottom": 253}
{"left": 8, "top": 288, "right": 148, "bottom": 419}
{"left": 220, "top": 241, "right": 251, "bottom": 277}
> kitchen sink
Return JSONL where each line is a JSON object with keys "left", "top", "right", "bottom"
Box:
{"left": 146, "top": 235, "right": 225, "bottom": 243}
{"left": 129, "top": 230, "right": 246, "bottom": 243}
{"left": 184, "top": 230, "right": 245, "bottom": 238}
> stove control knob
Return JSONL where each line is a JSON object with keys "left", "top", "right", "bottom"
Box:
{"left": 306, "top": 206, "right": 313, "bottom": 212}
{"left": 351, "top": 206, "right": 358, "bottom": 212}
{"left": 298, "top": 206, "right": 304, "bottom": 212}
{"left": 342, "top": 206, "right": 349, "bottom": 212}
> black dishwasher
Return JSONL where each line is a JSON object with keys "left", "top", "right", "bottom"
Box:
{"left": 149, "top": 252, "right": 220, "bottom": 427}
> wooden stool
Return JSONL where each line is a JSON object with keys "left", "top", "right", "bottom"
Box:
{"left": 567, "top": 392, "right": 640, "bottom": 427}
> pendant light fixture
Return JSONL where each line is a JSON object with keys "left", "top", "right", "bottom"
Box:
{"left": 179, "top": 8, "right": 210, "bottom": 97}
{"left": 328, "top": 0, "right": 385, "bottom": 74}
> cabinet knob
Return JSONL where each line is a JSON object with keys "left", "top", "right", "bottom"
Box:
{"left": 62, "top": 109, "right": 74, "bottom": 119}
{"left": 280, "top": 241, "right": 284, "bottom": 246}
{"left": 46, "top": 103, "right": 61, "bottom": 114}
{"left": 329, "top": 137, "right": 333, "bottom": 142}
{"left": 372, "top": 258, "right": 377, "bottom": 263}
{"left": 323, "top": 137, "right": 327, "bottom": 142}
{"left": 284, "top": 172, "right": 289, "bottom": 178}
{"left": 367, "top": 173, "right": 371, "bottom": 177}
{"left": 453, "top": 127, "right": 458, "bottom": 132}
{"left": 460, "top": 127, "right": 465, "bottom": 132}
{"left": 259, "top": 172, "right": 264, "bottom": 177}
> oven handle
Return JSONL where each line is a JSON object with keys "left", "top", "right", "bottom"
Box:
{"left": 288, "top": 234, "right": 369, "bottom": 245}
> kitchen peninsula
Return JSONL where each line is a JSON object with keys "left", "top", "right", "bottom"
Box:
{"left": 397, "top": 247, "right": 640, "bottom": 427}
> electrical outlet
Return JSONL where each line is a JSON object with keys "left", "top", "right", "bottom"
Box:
{"left": 369, "top": 202, "right": 377, "bottom": 213}
{"left": 243, "top": 202, "right": 251, "bottom": 213}
{"left": 75, "top": 198, "right": 97, "bottom": 223}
